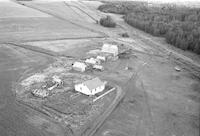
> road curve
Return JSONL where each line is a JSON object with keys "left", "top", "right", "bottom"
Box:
{"left": 80, "top": 84, "right": 125, "bottom": 136}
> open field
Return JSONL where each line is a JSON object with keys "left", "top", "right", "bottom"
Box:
{"left": 19, "top": 0, "right": 126, "bottom": 38}
{"left": 0, "top": 17, "right": 102, "bottom": 43}
{"left": 21, "top": 38, "right": 104, "bottom": 58}
{"left": 0, "top": 44, "right": 60, "bottom": 136}
{"left": 23, "top": 39, "right": 92, "bottom": 53}
{"left": 0, "top": 1, "right": 104, "bottom": 43}
{"left": 0, "top": 1, "right": 50, "bottom": 18}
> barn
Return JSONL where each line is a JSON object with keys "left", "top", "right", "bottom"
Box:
{"left": 72, "top": 62, "right": 87, "bottom": 72}
{"left": 101, "top": 43, "right": 118, "bottom": 57}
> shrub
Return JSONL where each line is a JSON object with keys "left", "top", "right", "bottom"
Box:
{"left": 99, "top": 16, "right": 116, "bottom": 28}
{"left": 121, "top": 32, "right": 129, "bottom": 37}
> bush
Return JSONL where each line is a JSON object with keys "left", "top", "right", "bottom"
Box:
{"left": 99, "top": 16, "right": 116, "bottom": 28}
{"left": 120, "top": 32, "right": 129, "bottom": 37}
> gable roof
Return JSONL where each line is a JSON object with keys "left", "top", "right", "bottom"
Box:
{"left": 102, "top": 44, "right": 118, "bottom": 55}
{"left": 83, "top": 77, "right": 105, "bottom": 91}
{"left": 85, "top": 58, "right": 97, "bottom": 64}
{"left": 73, "top": 62, "right": 86, "bottom": 68}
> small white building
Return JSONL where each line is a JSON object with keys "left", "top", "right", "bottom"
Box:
{"left": 74, "top": 77, "right": 106, "bottom": 95}
{"left": 96, "top": 55, "right": 106, "bottom": 62}
{"left": 72, "top": 62, "right": 87, "bottom": 72}
{"left": 85, "top": 58, "right": 100, "bottom": 65}
{"left": 93, "top": 65, "right": 104, "bottom": 71}
{"left": 102, "top": 43, "right": 119, "bottom": 57}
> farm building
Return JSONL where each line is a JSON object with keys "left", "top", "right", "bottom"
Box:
{"left": 72, "top": 62, "right": 87, "bottom": 72}
{"left": 93, "top": 65, "right": 104, "bottom": 71}
{"left": 102, "top": 43, "right": 118, "bottom": 57}
{"left": 74, "top": 77, "right": 106, "bottom": 95}
{"left": 85, "top": 58, "right": 100, "bottom": 65}
{"left": 96, "top": 55, "right": 106, "bottom": 62}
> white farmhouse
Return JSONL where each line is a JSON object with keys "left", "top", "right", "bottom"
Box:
{"left": 102, "top": 43, "right": 118, "bottom": 57}
{"left": 72, "top": 62, "right": 87, "bottom": 72}
{"left": 74, "top": 77, "right": 106, "bottom": 95}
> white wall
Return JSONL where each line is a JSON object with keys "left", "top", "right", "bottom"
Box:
{"left": 91, "top": 85, "right": 105, "bottom": 95}
{"left": 75, "top": 84, "right": 90, "bottom": 95}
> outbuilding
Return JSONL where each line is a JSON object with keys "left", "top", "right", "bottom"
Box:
{"left": 72, "top": 62, "right": 87, "bottom": 72}
{"left": 74, "top": 77, "right": 106, "bottom": 95}
{"left": 96, "top": 55, "right": 106, "bottom": 62}
{"left": 93, "top": 65, "right": 104, "bottom": 71}
{"left": 85, "top": 58, "right": 100, "bottom": 65}
{"left": 102, "top": 43, "right": 118, "bottom": 57}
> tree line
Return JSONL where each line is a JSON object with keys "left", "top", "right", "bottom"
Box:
{"left": 98, "top": 2, "right": 200, "bottom": 54}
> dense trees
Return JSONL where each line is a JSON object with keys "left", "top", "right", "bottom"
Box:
{"left": 98, "top": 2, "right": 200, "bottom": 54}
{"left": 99, "top": 15, "right": 116, "bottom": 28}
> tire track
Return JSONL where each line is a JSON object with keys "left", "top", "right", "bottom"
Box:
{"left": 63, "top": 2, "right": 98, "bottom": 23}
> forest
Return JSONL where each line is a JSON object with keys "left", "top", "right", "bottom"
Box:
{"left": 98, "top": 2, "right": 200, "bottom": 54}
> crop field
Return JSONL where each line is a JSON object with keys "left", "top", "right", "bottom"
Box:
{"left": 21, "top": 1, "right": 96, "bottom": 24}
{"left": 0, "top": 1, "right": 50, "bottom": 18}
{"left": 24, "top": 39, "right": 91, "bottom": 53}
{"left": 0, "top": 1, "right": 103, "bottom": 43}
{"left": 0, "top": 43, "right": 57, "bottom": 136}
{"left": 22, "top": 38, "right": 104, "bottom": 58}
{"left": 29, "top": 2, "right": 85, "bottom": 22}
{"left": 20, "top": 1, "right": 126, "bottom": 38}
{"left": 0, "top": 17, "right": 102, "bottom": 43}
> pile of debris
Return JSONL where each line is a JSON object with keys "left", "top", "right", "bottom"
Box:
{"left": 31, "top": 75, "right": 63, "bottom": 98}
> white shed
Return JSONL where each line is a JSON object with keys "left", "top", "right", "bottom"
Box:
{"left": 96, "top": 56, "right": 106, "bottom": 62}
{"left": 72, "top": 62, "right": 87, "bottom": 72}
{"left": 74, "top": 77, "right": 106, "bottom": 95}
{"left": 85, "top": 58, "right": 100, "bottom": 65}
{"left": 93, "top": 65, "right": 104, "bottom": 71}
{"left": 102, "top": 43, "right": 118, "bottom": 57}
